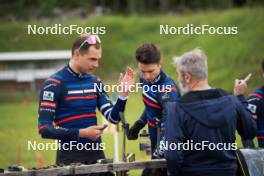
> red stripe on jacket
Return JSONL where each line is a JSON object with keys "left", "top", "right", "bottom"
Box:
{"left": 40, "top": 102, "right": 56, "bottom": 108}
{"left": 48, "top": 78, "right": 61, "bottom": 84}
{"left": 38, "top": 124, "right": 47, "bottom": 131}
{"left": 147, "top": 118, "right": 155, "bottom": 127}
{"left": 143, "top": 98, "right": 161, "bottom": 109}
{"left": 249, "top": 93, "right": 263, "bottom": 99}
{"left": 65, "top": 95, "right": 97, "bottom": 101}
{"left": 55, "top": 113, "right": 96, "bottom": 125}
{"left": 257, "top": 136, "right": 264, "bottom": 139}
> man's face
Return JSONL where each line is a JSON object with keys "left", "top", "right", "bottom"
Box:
{"left": 76, "top": 45, "right": 101, "bottom": 74}
{"left": 138, "top": 63, "right": 161, "bottom": 83}
{"left": 177, "top": 68, "right": 190, "bottom": 94}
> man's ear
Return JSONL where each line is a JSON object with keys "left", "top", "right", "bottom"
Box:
{"left": 72, "top": 50, "right": 80, "bottom": 60}
{"left": 159, "top": 59, "right": 163, "bottom": 67}
{"left": 185, "top": 72, "right": 191, "bottom": 83}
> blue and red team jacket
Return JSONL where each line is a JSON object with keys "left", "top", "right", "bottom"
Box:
{"left": 38, "top": 65, "right": 127, "bottom": 145}
{"left": 248, "top": 86, "right": 264, "bottom": 147}
{"left": 138, "top": 69, "right": 181, "bottom": 158}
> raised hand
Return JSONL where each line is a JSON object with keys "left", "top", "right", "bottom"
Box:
{"left": 119, "top": 66, "right": 136, "bottom": 97}
{"left": 233, "top": 73, "right": 252, "bottom": 96}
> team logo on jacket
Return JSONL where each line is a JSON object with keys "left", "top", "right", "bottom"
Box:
{"left": 161, "top": 92, "right": 170, "bottom": 100}
{"left": 43, "top": 91, "right": 54, "bottom": 101}
{"left": 247, "top": 104, "right": 257, "bottom": 114}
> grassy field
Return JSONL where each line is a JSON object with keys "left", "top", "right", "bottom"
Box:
{"left": 0, "top": 7, "right": 263, "bottom": 174}
{"left": 0, "top": 7, "right": 264, "bottom": 91}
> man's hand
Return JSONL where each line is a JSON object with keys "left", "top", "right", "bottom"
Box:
{"left": 79, "top": 125, "right": 103, "bottom": 141}
{"left": 119, "top": 67, "right": 136, "bottom": 97}
{"left": 127, "top": 120, "right": 145, "bottom": 140}
{"left": 233, "top": 73, "right": 252, "bottom": 96}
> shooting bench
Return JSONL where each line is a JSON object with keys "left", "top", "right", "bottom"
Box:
{"left": 1, "top": 159, "right": 166, "bottom": 176}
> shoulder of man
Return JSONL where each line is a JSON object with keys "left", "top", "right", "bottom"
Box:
{"left": 248, "top": 87, "right": 264, "bottom": 100}
{"left": 157, "top": 76, "right": 181, "bottom": 103}
{"left": 39, "top": 68, "right": 67, "bottom": 100}
{"left": 247, "top": 86, "right": 264, "bottom": 115}
{"left": 42, "top": 70, "right": 64, "bottom": 88}
{"left": 43, "top": 67, "right": 67, "bottom": 85}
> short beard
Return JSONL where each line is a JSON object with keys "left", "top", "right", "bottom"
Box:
{"left": 179, "top": 79, "right": 189, "bottom": 94}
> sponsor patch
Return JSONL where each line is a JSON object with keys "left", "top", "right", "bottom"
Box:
{"left": 161, "top": 92, "right": 170, "bottom": 100}
{"left": 43, "top": 91, "right": 54, "bottom": 101}
{"left": 39, "top": 107, "right": 55, "bottom": 113}
{"left": 247, "top": 104, "right": 257, "bottom": 114}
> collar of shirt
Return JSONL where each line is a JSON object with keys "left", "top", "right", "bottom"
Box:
{"left": 66, "top": 65, "right": 91, "bottom": 79}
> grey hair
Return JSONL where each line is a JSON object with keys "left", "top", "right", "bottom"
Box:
{"left": 173, "top": 48, "right": 208, "bottom": 81}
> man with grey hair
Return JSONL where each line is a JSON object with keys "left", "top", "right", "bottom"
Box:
{"left": 174, "top": 48, "right": 208, "bottom": 94}
{"left": 163, "top": 48, "right": 256, "bottom": 176}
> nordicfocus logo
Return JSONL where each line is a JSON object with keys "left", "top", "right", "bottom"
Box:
{"left": 160, "top": 24, "right": 238, "bottom": 35}
{"left": 94, "top": 82, "right": 173, "bottom": 93}
{"left": 27, "top": 24, "right": 106, "bottom": 35}
{"left": 160, "top": 140, "right": 238, "bottom": 151}
{"left": 27, "top": 140, "right": 106, "bottom": 151}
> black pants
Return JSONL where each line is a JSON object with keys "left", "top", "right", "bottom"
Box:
{"left": 56, "top": 149, "right": 114, "bottom": 176}
{"left": 56, "top": 148, "right": 105, "bottom": 165}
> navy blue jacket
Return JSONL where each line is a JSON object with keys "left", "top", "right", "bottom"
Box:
{"left": 138, "top": 69, "right": 181, "bottom": 157}
{"left": 164, "top": 89, "right": 256, "bottom": 176}
{"left": 38, "top": 65, "right": 127, "bottom": 145}
{"left": 247, "top": 86, "right": 264, "bottom": 147}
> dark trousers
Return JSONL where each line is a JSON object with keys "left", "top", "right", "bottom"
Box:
{"left": 56, "top": 148, "right": 105, "bottom": 165}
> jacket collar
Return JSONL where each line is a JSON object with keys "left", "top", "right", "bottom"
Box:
{"left": 179, "top": 88, "right": 229, "bottom": 103}
{"left": 66, "top": 65, "right": 91, "bottom": 79}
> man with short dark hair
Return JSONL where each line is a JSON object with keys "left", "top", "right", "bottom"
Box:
{"left": 247, "top": 59, "right": 264, "bottom": 147}
{"left": 127, "top": 43, "right": 181, "bottom": 176}
{"left": 38, "top": 34, "right": 135, "bottom": 169}
{"left": 164, "top": 48, "right": 256, "bottom": 176}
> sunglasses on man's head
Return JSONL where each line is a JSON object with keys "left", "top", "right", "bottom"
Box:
{"left": 78, "top": 34, "right": 101, "bottom": 51}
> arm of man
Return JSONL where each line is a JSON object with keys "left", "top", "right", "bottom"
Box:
{"left": 38, "top": 79, "right": 102, "bottom": 141}
{"left": 248, "top": 91, "right": 264, "bottom": 147}
{"left": 97, "top": 67, "right": 135, "bottom": 124}
{"left": 247, "top": 91, "right": 263, "bottom": 120}
{"left": 233, "top": 74, "right": 257, "bottom": 144}
{"left": 96, "top": 80, "right": 128, "bottom": 124}
{"left": 157, "top": 82, "right": 181, "bottom": 121}
{"left": 157, "top": 82, "right": 181, "bottom": 155}
{"left": 235, "top": 95, "right": 257, "bottom": 140}
{"left": 38, "top": 79, "right": 80, "bottom": 140}
{"left": 127, "top": 110, "right": 147, "bottom": 140}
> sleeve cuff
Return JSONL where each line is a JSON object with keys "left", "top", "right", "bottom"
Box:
{"left": 70, "top": 129, "right": 80, "bottom": 140}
